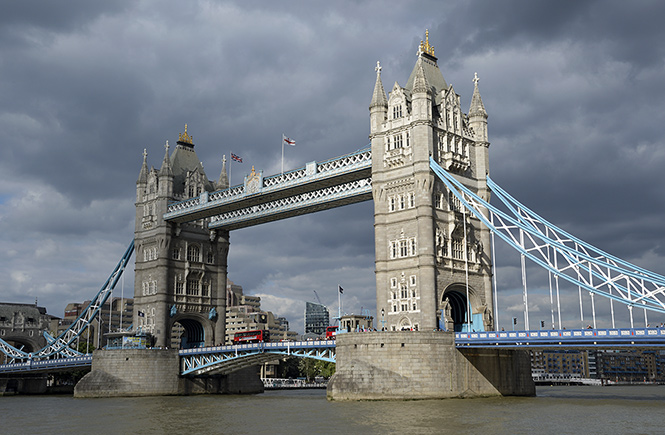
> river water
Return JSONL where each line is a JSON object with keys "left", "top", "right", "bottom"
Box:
{"left": 1, "top": 386, "right": 664, "bottom": 434}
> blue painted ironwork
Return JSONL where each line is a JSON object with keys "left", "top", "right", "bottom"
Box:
{"left": 455, "top": 327, "right": 665, "bottom": 348}
{"left": 430, "top": 157, "right": 665, "bottom": 315}
{"left": 0, "top": 355, "right": 92, "bottom": 374}
{"left": 0, "top": 241, "right": 135, "bottom": 361}
{"left": 180, "top": 340, "right": 336, "bottom": 376}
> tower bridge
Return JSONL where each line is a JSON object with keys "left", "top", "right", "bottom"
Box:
{"left": 2, "top": 31, "right": 665, "bottom": 399}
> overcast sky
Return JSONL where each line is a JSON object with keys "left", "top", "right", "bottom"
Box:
{"left": 1, "top": 0, "right": 665, "bottom": 334}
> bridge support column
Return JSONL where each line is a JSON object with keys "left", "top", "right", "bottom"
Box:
{"left": 327, "top": 332, "right": 535, "bottom": 400}
{"left": 74, "top": 349, "right": 263, "bottom": 398}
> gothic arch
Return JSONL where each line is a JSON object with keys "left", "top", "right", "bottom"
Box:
{"left": 440, "top": 283, "right": 482, "bottom": 332}
{"left": 170, "top": 314, "right": 213, "bottom": 349}
{"left": 398, "top": 316, "right": 412, "bottom": 331}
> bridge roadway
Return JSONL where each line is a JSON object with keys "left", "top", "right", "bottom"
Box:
{"left": 3, "top": 328, "right": 665, "bottom": 375}
{"left": 455, "top": 327, "right": 665, "bottom": 348}
{"left": 163, "top": 148, "right": 371, "bottom": 229}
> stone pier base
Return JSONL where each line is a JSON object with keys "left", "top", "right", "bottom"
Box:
{"left": 74, "top": 349, "right": 263, "bottom": 398}
{"left": 327, "top": 331, "right": 535, "bottom": 400}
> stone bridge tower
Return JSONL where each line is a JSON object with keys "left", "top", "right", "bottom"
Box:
{"left": 134, "top": 125, "right": 229, "bottom": 348}
{"left": 370, "top": 32, "right": 493, "bottom": 333}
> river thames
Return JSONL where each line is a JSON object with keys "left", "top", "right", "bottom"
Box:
{"left": 1, "top": 385, "right": 664, "bottom": 434}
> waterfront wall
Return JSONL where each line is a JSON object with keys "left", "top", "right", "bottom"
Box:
{"left": 74, "top": 349, "right": 263, "bottom": 398}
{"left": 327, "top": 331, "right": 535, "bottom": 400}
{"left": 0, "top": 376, "right": 47, "bottom": 395}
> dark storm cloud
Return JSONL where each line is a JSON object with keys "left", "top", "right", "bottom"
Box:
{"left": 1, "top": 0, "right": 664, "bottom": 332}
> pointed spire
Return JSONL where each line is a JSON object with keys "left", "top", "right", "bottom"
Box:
{"left": 216, "top": 155, "right": 229, "bottom": 190}
{"left": 469, "top": 72, "right": 487, "bottom": 118}
{"left": 412, "top": 59, "right": 430, "bottom": 94}
{"left": 159, "top": 140, "right": 173, "bottom": 177}
{"left": 370, "top": 61, "right": 388, "bottom": 109}
{"left": 137, "top": 148, "right": 149, "bottom": 184}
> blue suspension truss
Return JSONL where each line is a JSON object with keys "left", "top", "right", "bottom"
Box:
{"left": 0, "top": 241, "right": 135, "bottom": 361}
{"left": 430, "top": 157, "right": 665, "bottom": 315}
{"left": 180, "top": 341, "right": 336, "bottom": 376}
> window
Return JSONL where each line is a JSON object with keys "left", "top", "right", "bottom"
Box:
{"left": 452, "top": 239, "right": 464, "bottom": 260}
{"left": 143, "top": 247, "right": 157, "bottom": 262}
{"left": 449, "top": 193, "right": 461, "bottom": 211}
{"left": 399, "top": 195, "right": 405, "bottom": 210}
{"left": 389, "top": 235, "right": 417, "bottom": 259}
{"left": 408, "top": 192, "right": 415, "bottom": 208}
{"left": 207, "top": 251, "right": 214, "bottom": 264}
{"left": 175, "top": 281, "right": 184, "bottom": 295}
{"left": 186, "top": 280, "right": 199, "bottom": 296}
{"left": 399, "top": 240, "right": 408, "bottom": 257}
{"left": 406, "top": 131, "right": 410, "bottom": 147}
{"left": 172, "top": 248, "right": 180, "bottom": 260}
{"left": 187, "top": 244, "right": 201, "bottom": 262}
{"left": 389, "top": 196, "right": 396, "bottom": 212}
{"left": 410, "top": 275, "right": 416, "bottom": 286}
{"left": 394, "top": 134, "right": 403, "bottom": 148}
{"left": 393, "top": 105, "right": 403, "bottom": 119}
{"left": 390, "top": 277, "right": 397, "bottom": 288}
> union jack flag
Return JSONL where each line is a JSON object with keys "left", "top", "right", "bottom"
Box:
{"left": 231, "top": 153, "right": 243, "bottom": 163}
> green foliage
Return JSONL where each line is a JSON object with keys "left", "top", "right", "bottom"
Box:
{"left": 276, "top": 357, "right": 301, "bottom": 379}
{"left": 76, "top": 341, "right": 95, "bottom": 354}
{"left": 298, "top": 358, "right": 336, "bottom": 381}
{"left": 276, "top": 357, "right": 336, "bottom": 381}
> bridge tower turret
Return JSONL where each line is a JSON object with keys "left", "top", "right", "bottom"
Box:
{"left": 370, "top": 31, "right": 494, "bottom": 333}
{"left": 133, "top": 125, "right": 228, "bottom": 348}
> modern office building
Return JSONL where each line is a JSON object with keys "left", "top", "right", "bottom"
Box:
{"left": 304, "top": 302, "right": 330, "bottom": 336}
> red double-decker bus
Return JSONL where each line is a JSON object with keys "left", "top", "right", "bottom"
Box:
{"left": 325, "top": 326, "right": 338, "bottom": 340}
{"left": 233, "top": 329, "right": 270, "bottom": 344}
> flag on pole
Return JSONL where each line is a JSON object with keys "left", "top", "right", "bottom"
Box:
{"left": 338, "top": 285, "right": 344, "bottom": 294}
{"left": 283, "top": 134, "right": 296, "bottom": 146}
{"left": 231, "top": 153, "right": 243, "bottom": 163}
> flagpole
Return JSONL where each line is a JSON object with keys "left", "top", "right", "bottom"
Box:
{"left": 228, "top": 152, "right": 232, "bottom": 186}
{"left": 281, "top": 135, "right": 284, "bottom": 175}
{"left": 338, "top": 285, "right": 341, "bottom": 322}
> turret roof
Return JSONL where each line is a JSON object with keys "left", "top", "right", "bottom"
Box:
{"left": 405, "top": 53, "right": 448, "bottom": 105}
{"left": 469, "top": 72, "right": 487, "bottom": 118}
{"left": 370, "top": 61, "right": 388, "bottom": 109}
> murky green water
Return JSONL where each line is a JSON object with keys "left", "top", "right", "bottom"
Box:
{"left": 1, "top": 385, "right": 664, "bottom": 434}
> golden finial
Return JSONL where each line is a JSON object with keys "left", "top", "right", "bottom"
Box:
{"left": 178, "top": 123, "right": 193, "bottom": 144}
{"left": 419, "top": 29, "right": 435, "bottom": 56}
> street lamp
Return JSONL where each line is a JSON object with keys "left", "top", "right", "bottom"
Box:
{"left": 380, "top": 308, "right": 386, "bottom": 331}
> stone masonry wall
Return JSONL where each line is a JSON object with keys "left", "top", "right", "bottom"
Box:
{"left": 327, "top": 331, "right": 535, "bottom": 400}
{"left": 75, "top": 349, "right": 180, "bottom": 398}
{"left": 74, "top": 348, "right": 264, "bottom": 398}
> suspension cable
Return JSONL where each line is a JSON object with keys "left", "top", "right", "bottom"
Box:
{"left": 463, "top": 204, "right": 471, "bottom": 332}
{"left": 520, "top": 227, "right": 529, "bottom": 330}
